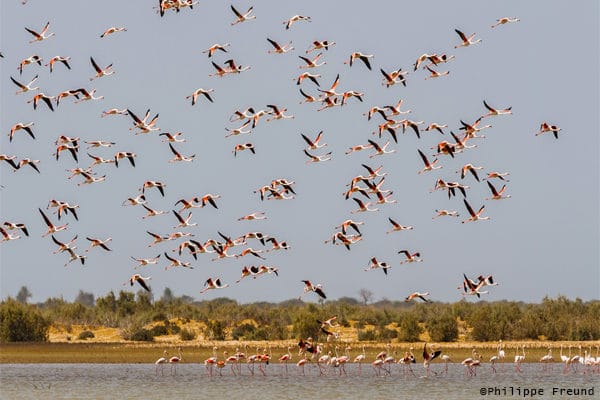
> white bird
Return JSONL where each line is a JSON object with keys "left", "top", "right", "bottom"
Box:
{"left": 230, "top": 5, "right": 256, "bottom": 26}
{"left": 299, "top": 52, "right": 326, "bottom": 69}
{"left": 481, "top": 100, "right": 512, "bottom": 118}
{"left": 200, "top": 278, "right": 229, "bottom": 294}
{"left": 304, "top": 149, "right": 332, "bottom": 164}
{"left": 202, "top": 43, "right": 230, "bottom": 58}
{"left": 164, "top": 252, "right": 194, "bottom": 270}
{"left": 417, "top": 149, "right": 441, "bottom": 174}
{"left": 25, "top": 21, "right": 55, "bottom": 43}
{"left": 405, "top": 292, "right": 431, "bottom": 302}
{"left": 131, "top": 255, "right": 161, "bottom": 268}
{"left": 85, "top": 237, "right": 112, "bottom": 252}
{"left": 90, "top": 57, "right": 115, "bottom": 81}
{"left": 491, "top": 17, "right": 520, "bottom": 28}
{"left": 462, "top": 199, "right": 490, "bottom": 223}
{"left": 454, "top": 29, "right": 482, "bottom": 48}
{"left": 100, "top": 26, "right": 127, "bottom": 38}
{"left": 1, "top": 227, "right": 21, "bottom": 242}
{"left": 386, "top": 217, "right": 413, "bottom": 234}
{"left": 63, "top": 248, "right": 86, "bottom": 267}
{"left": 398, "top": 250, "right": 423, "bottom": 264}
{"left": 364, "top": 257, "right": 392, "bottom": 275}
{"left": 267, "top": 38, "right": 294, "bottom": 54}
{"left": 344, "top": 52, "right": 374, "bottom": 70}
{"left": 10, "top": 75, "right": 39, "bottom": 94}
{"left": 168, "top": 143, "right": 195, "bottom": 162}
{"left": 284, "top": 15, "right": 311, "bottom": 30}
{"left": 125, "top": 274, "right": 151, "bottom": 291}
{"left": 186, "top": 88, "right": 214, "bottom": 106}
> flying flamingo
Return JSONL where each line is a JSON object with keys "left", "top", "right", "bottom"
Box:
{"left": 25, "top": 21, "right": 55, "bottom": 43}
{"left": 266, "top": 38, "right": 294, "bottom": 54}
{"left": 90, "top": 57, "right": 114, "bottom": 81}
{"left": 186, "top": 88, "right": 214, "bottom": 105}
{"left": 417, "top": 149, "right": 441, "bottom": 174}
{"left": 131, "top": 254, "right": 160, "bottom": 268}
{"left": 10, "top": 75, "right": 39, "bottom": 94}
{"left": 85, "top": 237, "right": 112, "bottom": 252}
{"left": 462, "top": 199, "right": 490, "bottom": 223}
{"left": 454, "top": 29, "right": 482, "bottom": 48}
{"left": 230, "top": 5, "right": 256, "bottom": 26}
{"left": 398, "top": 250, "right": 423, "bottom": 265}
{"left": 200, "top": 278, "right": 229, "bottom": 294}
{"left": 306, "top": 40, "right": 335, "bottom": 53}
{"left": 100, "top": 26, "right": 127, "bottom": 38}
{"left": 202, "top": 43, "right": 230, "bottom": 58}
{"left": 39, "top": 209, "right": 68, "bottom": 237}
{"left": 481, "top": 100, "right": 512, "bottom": 118}
{"left": 124, "top": 274, "right": 151, "bottom": 292}
{"left": 295, "top": 72, "right": 321, "bottom": 86}
{"left": 491, "top": 17, "right": 520, "bottom": 28}
{"left": 536, "top": 122, "right": 562, "bottom": 139}
{"left": 284, "top": 15, "right": 311, "bottom": 29}
{"left": 46, "top": 56, "right": 71, "bottom": 73}
{"left": 300, "top": 280, "right": 326, "bottom": 300}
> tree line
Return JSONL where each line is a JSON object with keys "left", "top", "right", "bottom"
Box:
{"left": 1, "top": 287, "right": 598, "bottom": 343}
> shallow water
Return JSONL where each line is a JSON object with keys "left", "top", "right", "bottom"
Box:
{"left": 0, "top": 363, "right": 597, "bottom": 400}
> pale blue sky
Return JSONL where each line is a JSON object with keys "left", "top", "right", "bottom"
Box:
{"left": 1, "top": 1, "right": 598, "bottom": 304}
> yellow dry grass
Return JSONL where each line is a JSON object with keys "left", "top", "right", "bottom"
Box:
{"left": 2, "top": 320, "right": 596, "bottom": 364}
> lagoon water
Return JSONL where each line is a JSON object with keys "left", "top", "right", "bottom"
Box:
{"left": 0, "top": 363, "right": 597, "bottom": 400}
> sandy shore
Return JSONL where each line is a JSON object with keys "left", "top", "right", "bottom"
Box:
{"left": 2, "top": 341, "right": 598, "bottom": 364}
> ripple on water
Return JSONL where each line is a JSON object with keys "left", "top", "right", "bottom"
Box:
{"left": 0, "top": 364, "right": 597, "bottom": 400}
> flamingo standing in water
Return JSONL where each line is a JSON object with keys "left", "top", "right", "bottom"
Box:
{"left": 204, "top": 346, "right": 218, "bottom": 376}
{"left": 514, "top": 345, "right": 526, "bottom": 372}
{"left": 296, "top": 355, "right": 309, "bottom": 375}
{"left": 440, "top": 354, "right": 452, "bottom": 375}
{"left": 461, "top": 348, "right": 480, "bottom": 376}
{"left": 539, "top": 347, "right": 554, "bottom": 371}
{"left": 354, "top": 346, "right": 366, "bottom": 374}
{"left": 423, "top": 343, "right": 442, "bottom": 376}
{"left": 155, "top": 350, "right": 168, "bottom": 375}
{"left": 279, "top": 347, "right": 292, "bottom": 375}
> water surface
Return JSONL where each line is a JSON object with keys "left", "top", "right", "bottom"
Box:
{"left": 0, "top": 363, "right": 596, "bottom": 400}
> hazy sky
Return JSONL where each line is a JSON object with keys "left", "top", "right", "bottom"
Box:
{"left": 1, "top": 1, "right": 598, "bottom": 304}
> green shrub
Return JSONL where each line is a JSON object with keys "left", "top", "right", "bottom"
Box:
{"left": 150, "top": 324, "right": 169, "bottom": 336}
{"left": 0, "top": 298, "right": 50, "bottom": 342}
{"left": 426, "top": 314, "right": 459, "bottom": 342}
{"left": 357, "top": 329, "right": 376, "bottom": 341}
{"left": 378, "top": 327, "right": 398, "bottom": 340}
{"left": 128, "top": 328, "right": 154, "bottom": 342}
{"left": 77, "top": 330, "right": 95, "bottom": 340}
{"left": 398, "top": 313, "right": 422, "bottom": 342}
{"left": 179, "top": 328, "right": 196, "bottom": 341}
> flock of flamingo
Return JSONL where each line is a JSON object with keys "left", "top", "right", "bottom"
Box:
{"left": 1, "top": 0, "right": 574, "bottom": 359}
{"left": 153, "top": 339, "right": 600, "bottom": 377}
